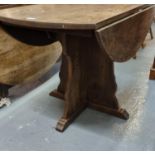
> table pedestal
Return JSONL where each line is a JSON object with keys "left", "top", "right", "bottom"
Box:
{"left": 50, "top": 34, "right": 129, "bottom": 132}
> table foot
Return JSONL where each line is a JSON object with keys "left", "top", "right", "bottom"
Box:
{"left": 56, "top": 104, "right": 87, "bottom": 132}
{"left": 89, "top": 102, "right": 129, "bottom": 120}
{"left": 149, "top": 57, "right": 155, "bottom": 80}
{"left": 50, "top": 90, "right": 129, "bottom": 121}
{"left": 149, "top": 68, "right": 155, "bottom": 80}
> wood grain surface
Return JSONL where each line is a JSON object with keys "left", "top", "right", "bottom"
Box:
{"left": 0, "top": 27, "right": 62, "bottom": 85}
{"left": 0, "top": 4, "right": 152, "bottom": 29}
{"left": 96, "top": 7, "right": 155, "bottom": 62}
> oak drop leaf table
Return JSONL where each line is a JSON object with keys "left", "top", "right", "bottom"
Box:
{"left": 0, "top": 4, "right": 154, "bottom": 132}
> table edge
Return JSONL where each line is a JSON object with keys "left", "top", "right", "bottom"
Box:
{"left": 0, "top": 4, "right": 153, "bottom": 30}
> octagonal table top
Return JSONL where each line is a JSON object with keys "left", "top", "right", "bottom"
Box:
{"left": 0, "top": 4, "right": 153, "bottom": 30}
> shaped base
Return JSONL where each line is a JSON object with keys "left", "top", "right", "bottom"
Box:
{"left": 50, "top": 90, "right": 129, "bottom": 132}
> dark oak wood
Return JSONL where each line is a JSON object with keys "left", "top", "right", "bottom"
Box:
{"left": 149, "top": 26, "right": 154, "bottom": 39}
{"left": 0, "top": 4, "right": 152, "bottom": 30}
{"left": 141, "top": 27, "right": 153, "bottom": 50}
{"left": 149, "top": 57, "right": 155, "bottom": 80}
{"left": 0, "top": 4, "right": 29, "bottom": 10}
{"left": 50, "top": 5, "right": 154, "bottom": 131}
{"left": 96, "top": 7, "right": 154, "bottom": 62}
{"left": 89, "top": 103, "right": 129, "bottom": 120}
{"left": 0, "top": 4, "right": 154, "bottom": 132}
{"left": 51, "top": 32, "right": 129, "bottom": 131}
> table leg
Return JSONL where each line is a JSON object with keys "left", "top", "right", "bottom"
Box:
{"left": 50, "top": 34, "right": 129, "bottom": 132}
{"left": 50, "top": 53, "right": 67, "bottom": 100}
{"left": 149, "top": 27, "right": 153, "bottom": 40}
{"left": 0, "top": 84, "right": 12, "bottom": 99}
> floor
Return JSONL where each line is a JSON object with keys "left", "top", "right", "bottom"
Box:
{"left": 0, "top": 25, "right": 155, "bottom": 151}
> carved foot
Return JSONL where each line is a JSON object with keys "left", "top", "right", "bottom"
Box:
{"left": 56, "top": 104, "right": 87, "bottom": 132}
{"left": 89, "top": 102, "right": 129, "bottom": 120}
{"left": 56, "top": 118, "right": 69, "bottom": 132}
